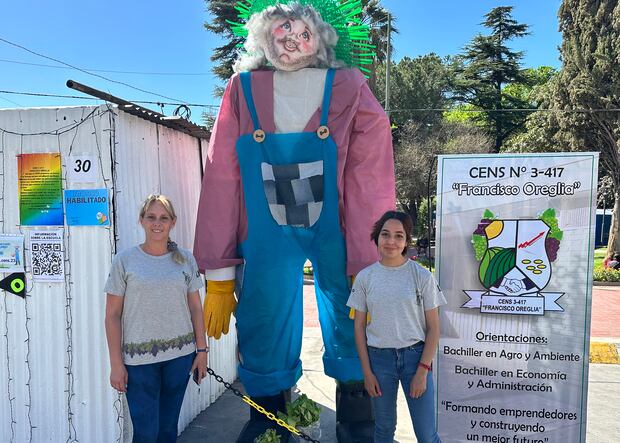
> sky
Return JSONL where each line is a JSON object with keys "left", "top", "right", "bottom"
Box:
{"left": 0, "top": 1, "right": 563, "bottom": 123}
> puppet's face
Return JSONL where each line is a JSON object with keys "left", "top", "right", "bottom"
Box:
{"left": 266, "top": 17, "right": 318, "bottom": 71}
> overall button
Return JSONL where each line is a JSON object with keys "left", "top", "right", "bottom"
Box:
{"left": 316, "top": 125, "right": 330, "bottom": 139}
{"left": 253, "top": 129, "right": 265, "bottom": 143}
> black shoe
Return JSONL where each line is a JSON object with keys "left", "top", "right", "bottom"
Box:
{"left": 236, "top": 390, "right": 293, "bottom": 443}
{"left": 335, "top": 381, "right": 374, "bottom": 443}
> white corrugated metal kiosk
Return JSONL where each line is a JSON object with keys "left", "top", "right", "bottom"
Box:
{"left": 0, "top": 105, "right": 237, "bottom": 442}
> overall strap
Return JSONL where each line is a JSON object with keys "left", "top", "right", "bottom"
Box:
{"left": 240, "top": 72, "right": 261, "bottom": 130}
{"left": 320, "top": 68, "right": 336, "bottom": 126}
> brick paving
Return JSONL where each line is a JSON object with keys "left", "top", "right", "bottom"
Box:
{"left": 303, "top": 279, "right": 620, "bottom": 340}
{"left": 591, "top": 286, "right": 620, "bottom": 338}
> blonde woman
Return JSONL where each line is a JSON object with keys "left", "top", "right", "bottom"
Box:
{"left": 105, "top": 194, "right": 207, "bottom": 442}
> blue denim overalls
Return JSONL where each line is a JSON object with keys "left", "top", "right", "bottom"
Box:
{"left": 235, "top": 69, "right": 362, "bottom": 396}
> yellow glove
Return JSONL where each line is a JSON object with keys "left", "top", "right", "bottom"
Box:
{"left": 204, "top": 280, "right": 236, "bottom": 339}
{"left": 348, "top": 275, "right": 371, "bottom": 324}
{"left": 348, "top": 308, "right": 371, "bottom": 323}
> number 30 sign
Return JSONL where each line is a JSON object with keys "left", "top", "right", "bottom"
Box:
{"left": 67, "top": 155, "right": 98, "bottom": 183}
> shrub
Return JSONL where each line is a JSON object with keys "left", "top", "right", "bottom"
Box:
{"left": 593, "top": 268, "right": 620, "bottom": 282}
{"left": 254, "top": 428, "right": 280, "bottom": 443}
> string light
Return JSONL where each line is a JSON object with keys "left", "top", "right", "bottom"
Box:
{"left": 92, "top": 105, "right": 124, "bottom": 442}
{"left": 1, "top": 105, "right": 121, "bottom": 442}
{"left": 1, "top": 120, "right": 16, "bottom": 443}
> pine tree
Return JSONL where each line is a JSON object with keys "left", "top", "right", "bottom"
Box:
{"left": 204, "top": 0, "right": 243, "bottom": 83}
{"left": 453, "top": 6, "right": 530, "bottom": 152}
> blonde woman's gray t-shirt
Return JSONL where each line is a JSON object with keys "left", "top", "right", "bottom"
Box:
{"left": 104, "top": 245, "right": 204, "bottom": 365}
{"left": 347, "top": 260, "right": 446, "bottom": 349}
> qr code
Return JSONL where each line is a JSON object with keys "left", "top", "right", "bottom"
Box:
{"left": 31, "top": 242, "right": 63, "bottom": 276}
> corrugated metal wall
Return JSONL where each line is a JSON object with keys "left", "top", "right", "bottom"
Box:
{"left": 0, "top": 105, "right": 237, "bottom": 442}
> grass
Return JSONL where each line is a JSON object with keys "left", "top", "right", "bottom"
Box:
{"left": 594, "top": 247, "right": 607, "bottom": 270}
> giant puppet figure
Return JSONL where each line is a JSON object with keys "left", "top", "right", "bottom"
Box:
{"left": 194, "top": 1, "right": 395, "bottom": 441}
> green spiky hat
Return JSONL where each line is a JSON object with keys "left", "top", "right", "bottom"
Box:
{"left": 227, "top": 0, "right": 375, "bottom": 74}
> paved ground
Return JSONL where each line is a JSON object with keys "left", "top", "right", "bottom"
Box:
{"left": 591, "top": 285, "right": 620, "bottom": 338}
{"left": 179, "top": 283, "right": 620, "bottom": 442}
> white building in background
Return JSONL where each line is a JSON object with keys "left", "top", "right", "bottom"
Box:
{"left": 0, "top": 104, "right": 237, "bottom": 442}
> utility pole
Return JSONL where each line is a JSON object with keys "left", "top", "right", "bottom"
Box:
{"left": 385, "top": 12, "right": 391, "bottom": 117}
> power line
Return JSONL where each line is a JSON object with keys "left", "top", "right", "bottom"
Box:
{"left": 389, "top": 107, "right": 620, "bottom": 114}
{"left": 0, "top": 37, "right": 189, "bottom": 103}
{"left": 3, "top": 88, "right": 619, "bottom": 114}
{"left": 0, "top": 90, "right": 220, "bottom": 109}
{"left": 0, "top": 93, "right": 22, "bottom": 107}
{"left": 0, "top": 58, "right": 210, "bottom": 76}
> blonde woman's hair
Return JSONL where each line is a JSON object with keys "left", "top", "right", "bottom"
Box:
{"left": 139, "top": 194, "right": 185, "bottom": 264}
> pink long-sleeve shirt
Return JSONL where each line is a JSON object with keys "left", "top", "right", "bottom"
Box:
{"left": 194, "top": 68, "right": 396, "bottom": 277}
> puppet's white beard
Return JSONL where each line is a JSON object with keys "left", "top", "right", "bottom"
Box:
{"left": 265, "top": 39, "right": 318, "bottom": 71}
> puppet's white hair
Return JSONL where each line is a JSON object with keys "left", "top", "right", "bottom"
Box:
{"left": 234, "top": 2, "right": 344, "bottom": 72}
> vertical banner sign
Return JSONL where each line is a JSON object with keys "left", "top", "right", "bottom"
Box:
{"left": 0, "top": 234, "right": 25, "bottom": 273}
{"left": 28, "top": 230, "right": 65, "bottom": 282}
{"left": 64, "top": 189, "right": 110, "bottom": 226}
{"left": 435, "top": 153, "right": 598, "bottom": 443}
{"left": 17, "top": 153, "right": 63, "bottom": 226}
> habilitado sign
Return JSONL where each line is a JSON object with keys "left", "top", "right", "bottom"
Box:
{"left": 435, "top": 153, "right": 598, "bottom": 443}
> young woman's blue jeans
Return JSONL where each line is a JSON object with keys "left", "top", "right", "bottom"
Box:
{"left": 125, "top": 353, "right": 194, "bottom": 443}
{"left": 368, "top": 343, "right": 441, "bottom": 443}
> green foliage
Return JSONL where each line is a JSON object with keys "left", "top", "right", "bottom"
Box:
{"left": 413, "top": 255, "right": 434, "bottom": 268}
{"left": 415, "top": 197, "right": 435, "bottom": 238}
{"left": 471, "top": 234, "right": 487, "bottom": 261}
{"left": 593, "top": 247, "right": 607, "bottom": 269}
{"left": 254, "top": 428, "right": 280, "bottom": 443}
{"left": 452, "top": 6, "right": 531, "bottom": 152}
{"left": 539, "top": 208, "right": 563, "bottom": 241}
{"left": 204, "top": 0, "right": 244, "bottom": 82}
{"left": 593, "top": 268, "right": 620, "bottom": 283}
{"left": 276, "top": 394, "right": 321, "bottom": 428}
{"left": 483, "top": 209, "right": 496, "bottom": 220}
{"left": 374, "top": 54, "right": 453, "bottom": 131}
{"left": 443, "top": 104, "right": 485, "bottom": 126}
{"left": 502, "top": 66, "right": 557, "bottom": 106}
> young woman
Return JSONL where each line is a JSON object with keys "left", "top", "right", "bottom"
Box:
{"left": 347, "top": 210, "right": 445, "bottom": 443}
{"left": 105, "top": 194, "right": 207, "bottom": 442}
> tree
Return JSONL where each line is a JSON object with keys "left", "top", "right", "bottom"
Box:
{"left": 507, "top": 1, "right": 620, "bottom": 253}
{"left": 373, "top": 55, "right": 453, "bottom": 134}
{"left": 546, "top": 0, "right": 620, "bottom": 253}
{"left": 394, "top": 120, "right": 492, "bottom": 229}
{"left": 203, "top": 0, "right": 395, "bottom": 90}
{"left": 204, "top": 0, "right": 243, "bottom": 83}
{"left": 497, "top": 66, "right": 558, "bottom": 151}
{"left": 452, "top": 6, "right": 531, "bottom": 152}
{"left": 357, "top": 0, "right": 395, "bottom": 92}
{"left": 446, "top": 66, "right": 556, "bottom": 135}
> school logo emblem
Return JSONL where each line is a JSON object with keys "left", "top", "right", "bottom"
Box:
{"left": 463, "top": 209, "right": 564, "bottom": 315}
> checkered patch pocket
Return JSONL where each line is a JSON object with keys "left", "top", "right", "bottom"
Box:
{"left": 261, "top": 160, "right": 324, "bottom": 227}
